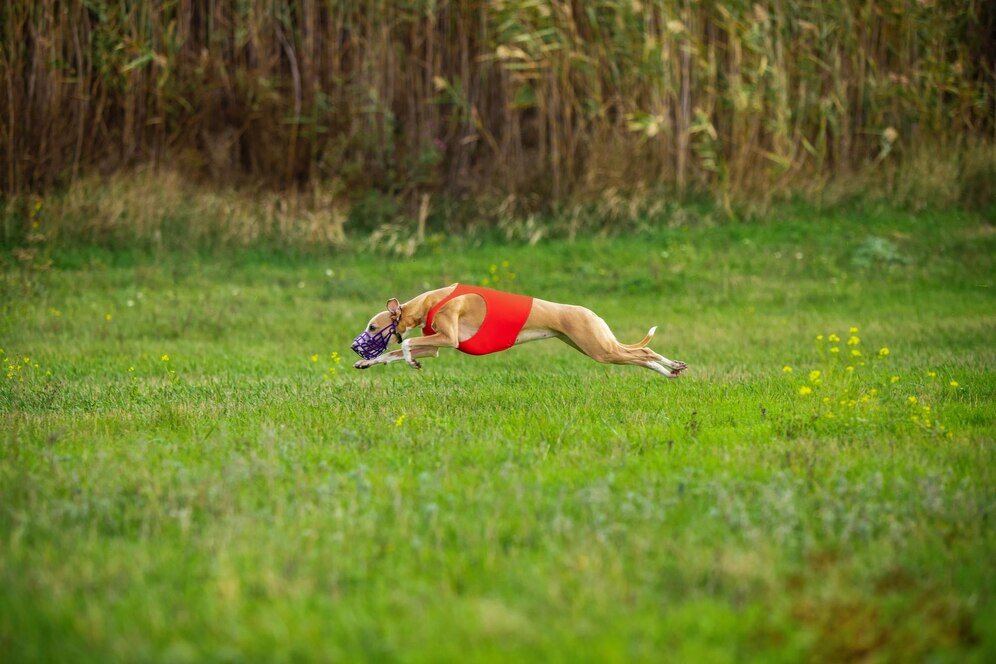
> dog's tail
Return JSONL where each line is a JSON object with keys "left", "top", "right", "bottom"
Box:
{"left": 622, "top": 326, "right": 656, "bottom": 349}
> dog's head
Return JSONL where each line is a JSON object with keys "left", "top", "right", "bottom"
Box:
{"left": 350, "top": 298, "right": 404, "bottom": 359}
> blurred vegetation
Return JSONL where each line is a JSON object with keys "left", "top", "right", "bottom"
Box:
{"left": 1, "top": 0, "right": 993, "bottom": 211}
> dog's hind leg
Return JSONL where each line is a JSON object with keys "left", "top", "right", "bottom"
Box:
{"left": 640, "top": 346, "right": 688, "bottom": 374}
{"left": 640, "top": 360, "right": 681, "bottom": 378}
{"left": 552, "top": 305, "right": 686, "bottom": 377}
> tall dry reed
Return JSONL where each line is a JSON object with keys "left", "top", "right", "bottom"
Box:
{"left": 1, "top": 1, "right": 993, "bottom": 203}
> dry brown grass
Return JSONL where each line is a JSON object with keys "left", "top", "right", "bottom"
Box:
{"left": 5, "top": 170, "right": 348, "bottom": 249}
{"left": 2, "top": 136, "right": 991, "bottom": 252}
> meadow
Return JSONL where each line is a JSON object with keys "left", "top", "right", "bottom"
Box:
{"left": 1, "top": 202, "right": 994, "bottom": 661}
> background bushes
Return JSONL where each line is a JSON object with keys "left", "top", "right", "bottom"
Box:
{"left": 1, "top": 0, "right": 993, "bottom": 206}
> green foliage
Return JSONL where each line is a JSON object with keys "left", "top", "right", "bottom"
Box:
{"left": 1, "top": 205, "right": 994, "bottom": 660}
{"left": 851, "top": 236, "right": 910, "bottom": 268}
{"left": 348, "top": 190, "right": 403, "bottom": 233}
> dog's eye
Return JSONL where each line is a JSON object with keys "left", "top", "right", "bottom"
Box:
{"left": 368, "top": 325, "right": 375, "bottom": 331}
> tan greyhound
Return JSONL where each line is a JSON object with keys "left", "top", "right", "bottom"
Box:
{"left": 350, "top": 283, "right": 687, "bottom": 378}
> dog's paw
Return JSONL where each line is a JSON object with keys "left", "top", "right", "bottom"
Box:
{"left": 407, "top": 360, "right": 422, "bottom": 370}
{"left": 354, "top": 360, "right": 372, "bottom": 370}
{"left": 667, "top": 360, "right": 688, "bottom": 374}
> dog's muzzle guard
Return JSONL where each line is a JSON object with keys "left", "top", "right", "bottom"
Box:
{"left": 351, "top": 321, "right": 402, "bottom": 359}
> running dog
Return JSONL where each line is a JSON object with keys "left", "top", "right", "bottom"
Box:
{"left": 350, "top": 283, "right": 687, "bottom": 378}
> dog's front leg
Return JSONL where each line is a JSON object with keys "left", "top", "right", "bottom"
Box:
{"left": 354, "top": 347, "right": 438, "bottom": 369}
{"left": 400, "top": 311, "right": 460, "bottom": 369}
{"left": 354, "top": 349, "right": 404, "bottom": 369}
{"left": 401, "top": 335, "right": 454, "bottom": 369}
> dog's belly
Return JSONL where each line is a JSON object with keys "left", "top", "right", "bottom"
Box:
{"left": 514, "top": 329, "right": 558, "bottom": 344}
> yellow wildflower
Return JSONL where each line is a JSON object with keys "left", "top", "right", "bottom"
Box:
{"left": 489, "top": 264, "right": 498, "bottom": 273}
{"left": 907, "top": 396, "right": 917, "bottom": 405}
{"left": 849, "top": 326, "right": 859, "bottom": 333}
{"left": 829, "top": 347, "right": 840, "bottom": 354}
{"left": 879, "top": 347, "right": 889, "bottom": 357}
{"left": 847, "top": 335, "right": 860, "bottom": 346}
{"left": 816, "top": 335, "right": 824, "bottom": 341}
{"left": 845, "top": 366, "right": 854, "bottom": 372}
{"left": 481, "top": 278, "right": 490, "bottom": 286}
{"left": 809, "top": 370, "right": 821, "bottom": 383}
{"left": 105, "top": 313, "right": 112, "bottom": 321}
{"left": 160, "top": 354, "right": 169, "bottom": 362}
{"left": 310, "top": 354, "right": 319, "bottom": 363}
{"left": 782, "top": 365, "right": 793, "bottom": 373}
{"left": 949, "top": 380, "right": 959, "bottom": 388}
{"left": 927, "top": 371, "right": 937, "bottom": 379}
{"left": 890, "top": 375, "right": 900, "bottom": 383}
{"left": 395, "top": 414, "right": 406, "bottom": 427}
{"left": 850, "top": 349, "right": 861, "bottom": 357}
{"left": 501, "top": 260, "right": 510, "bottom": 268}
{"left": 828, "top": 333, "right": 840, "bottom": 343}
{"left": 799, "top": 386, "right": 813, "bottom": 396}
{"left": 869, "top": 389, "right": 878, "bottom": 396}
{"left": 822, "top": 397, "right": 831, "bottom": 404}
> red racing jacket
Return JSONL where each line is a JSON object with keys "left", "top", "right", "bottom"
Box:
{"left": 422, "top": 284, "right": 534, "bottom": 355}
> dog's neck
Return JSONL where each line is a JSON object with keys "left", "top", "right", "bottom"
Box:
{"left": 396, "top": 291, "right": 436, "bottom": 335}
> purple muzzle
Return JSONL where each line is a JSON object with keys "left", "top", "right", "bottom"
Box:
{"left": 351, "top": 321, "right": 401, "bottom": 359}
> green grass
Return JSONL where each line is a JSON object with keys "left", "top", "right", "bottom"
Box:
{"left": 2, "top": 204, "right": 994, "bottom": 662}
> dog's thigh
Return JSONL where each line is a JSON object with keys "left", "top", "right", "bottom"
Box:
{"left": 554, "top": 306, "right": 624, "bottom": 362}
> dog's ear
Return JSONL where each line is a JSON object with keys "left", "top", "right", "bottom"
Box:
{"left": 386, "top": 298, "right": 401, "bottom": 318}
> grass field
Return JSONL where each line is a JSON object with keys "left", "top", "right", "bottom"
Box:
{"left": 1, "top": 204, "right": 994, "bottom": 661}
